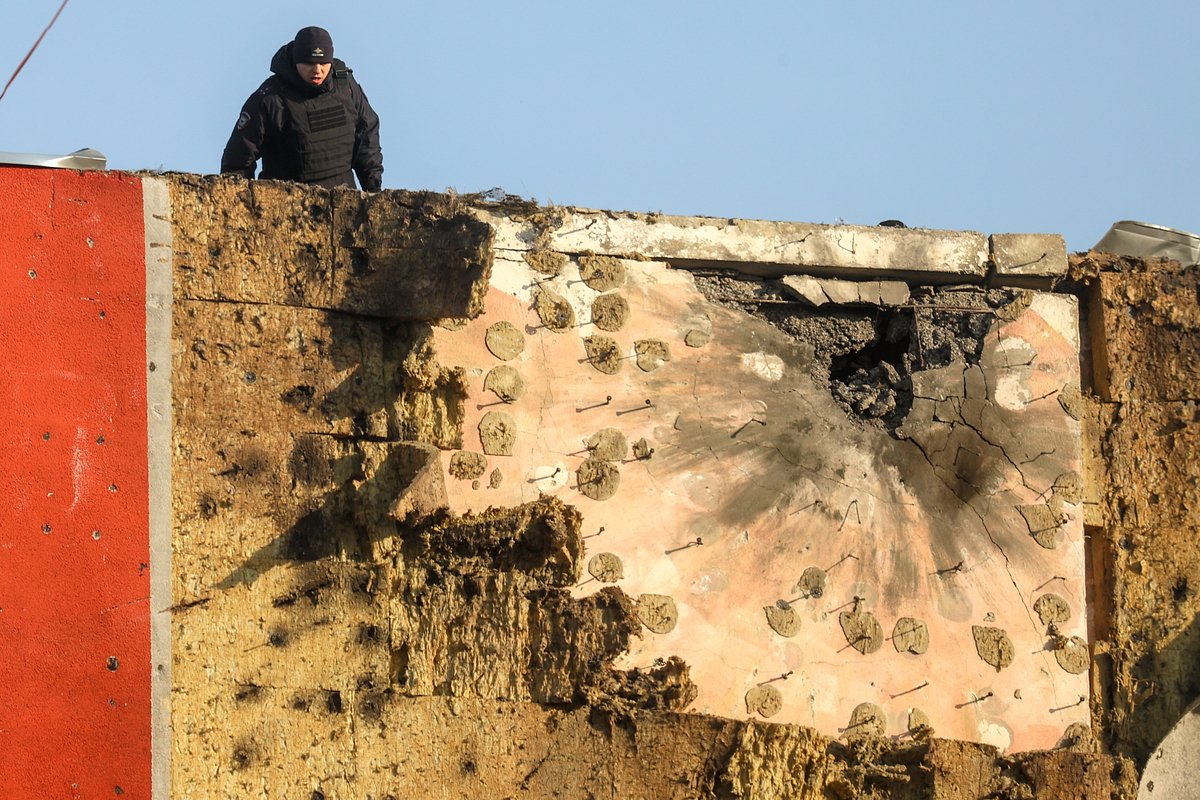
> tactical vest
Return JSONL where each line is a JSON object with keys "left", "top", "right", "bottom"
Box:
{"left": 263, "top": 74, "right": 357, "bottom": 184}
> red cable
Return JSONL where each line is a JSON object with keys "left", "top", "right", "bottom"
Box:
{"left": 0, "top": 0, "right": 72, "bottom": 105}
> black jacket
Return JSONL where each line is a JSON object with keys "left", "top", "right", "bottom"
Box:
{"left": 221, "top": 43, "right": 383, "bottom": 191}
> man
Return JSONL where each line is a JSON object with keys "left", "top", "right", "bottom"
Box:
{"left": 221, "top": 26, "right": 383, "bottom": 191}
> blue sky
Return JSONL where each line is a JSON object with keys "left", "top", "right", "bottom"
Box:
{"left": 4, "top": 1, "right": 1197, "bottom": 250}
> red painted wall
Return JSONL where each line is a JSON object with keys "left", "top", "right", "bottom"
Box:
{"left": 0, "top": 168, "right": 150, "bottom": 798}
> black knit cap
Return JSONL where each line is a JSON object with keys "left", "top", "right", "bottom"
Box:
{"left": 292, "top": 26, "right": 334, "bottom": 64}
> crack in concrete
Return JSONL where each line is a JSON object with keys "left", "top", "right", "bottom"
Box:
{"left": 901, "top": 435, "right": 1040, "bottom": 635}
{"left": 1020, "top": 449, "right": 1056, "bottom": 466}
{"left": 954, "top": 414, "right": 1047, "bottom": 498}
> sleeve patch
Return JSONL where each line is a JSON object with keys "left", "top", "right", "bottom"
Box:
{"left": 236, "top": 111, "right": 250, "bottom": 131}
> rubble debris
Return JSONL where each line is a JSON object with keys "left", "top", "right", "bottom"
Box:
{"left": 698, "top": 273, "right": 1029, "bottom": 430}
{"left": 580, "top": 655, "right": 697, "bottom": 715}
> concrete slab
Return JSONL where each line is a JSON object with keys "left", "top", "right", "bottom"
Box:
{"left": 818, "top": 277, "right": 860, "bottom": 305}
{"left": 475, "top": 207, "right": 989, "bottom": 281}
{"left": 780, "top": 274, "right": 831, "bottom": 306}
{"left": 425, "top": 219, "right": 1088, "bottom": 751}
{"left": 781, "top": 275, "right": 912, "bottom": 307}
{"left": 991, "top": 234, "right": 1068, "bottom": 286}
{"left": 876, "top": 280, "right": 912, "bottom": 306}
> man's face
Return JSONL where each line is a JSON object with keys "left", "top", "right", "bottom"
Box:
{"left": 295, "top": 61, "right": 332, "bottom": 86}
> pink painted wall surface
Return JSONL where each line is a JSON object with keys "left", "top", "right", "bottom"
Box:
{"left": 429, "top": 253, "right": 1089, "bottom": 751}
{"left": 0, "top": 168, "right": 151, "bottom": 798}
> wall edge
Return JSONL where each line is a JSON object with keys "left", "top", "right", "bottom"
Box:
{"left": 143, "top": 176, "right": 173, "bottom": 800}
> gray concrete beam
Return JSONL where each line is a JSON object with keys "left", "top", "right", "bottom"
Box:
{"left": 990, "top": 233, "right": 1068, "bottom": 287}
{"left": 477, "top": 207, "right": 989, "bottom": 281}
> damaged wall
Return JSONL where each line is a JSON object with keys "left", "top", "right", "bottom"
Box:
{"left": 427, "top": 212, "right": 1088, "bottom": 752}
{"left": 6, "top": 165, "right": 1198, "bottom": 798}
{"left": 1075, "top": 252, "right": 1200, "bottom": 772}
{"left": 164, "top": 175, "right": 1123, "bottom": 797}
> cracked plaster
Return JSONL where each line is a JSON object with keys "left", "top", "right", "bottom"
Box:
{"left": 426, "top": 223, "right": 1088, "bottom": 750}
